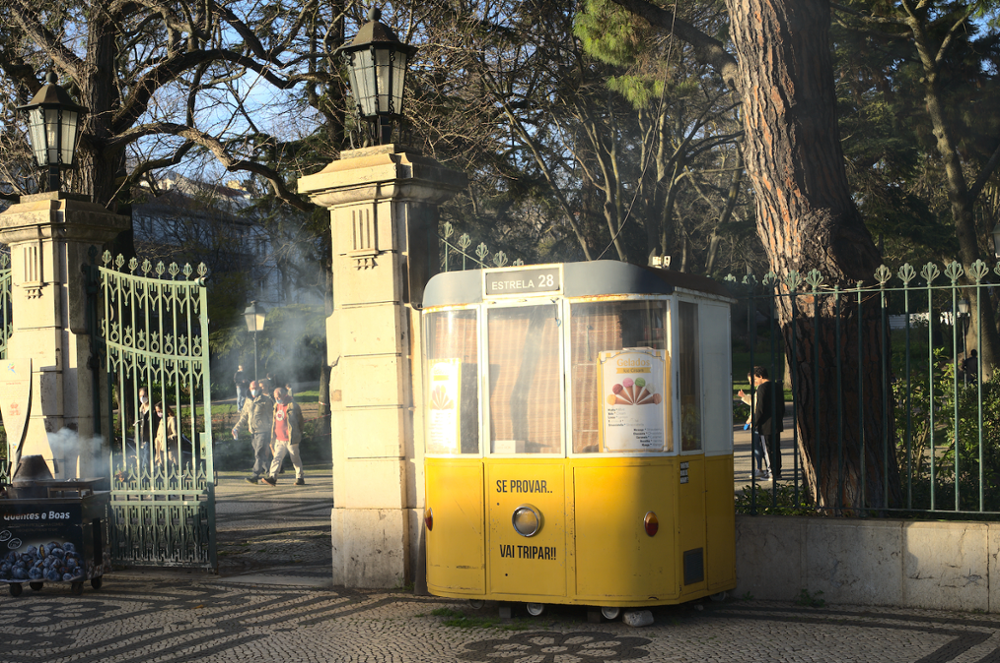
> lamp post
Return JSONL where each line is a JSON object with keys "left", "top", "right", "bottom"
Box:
{"left": 243, "top": 301, "right": 267, "bottom": 382}
{"left": 958, "top": 297, "right": 971, "bottom": 385}
{"left": 17, "top": 72, "right": 88, "bottom": 193}
{"left": 335, "top": 7, "right": 417, "bottom": 146}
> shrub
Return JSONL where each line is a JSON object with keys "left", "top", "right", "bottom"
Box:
{"left": 735, "top": 482, "right": 815, "bottom": 515}
{"left": 893, "top": 347, "right": 1000, "bottom": 513}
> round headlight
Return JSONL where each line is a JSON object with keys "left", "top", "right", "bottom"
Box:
{"left": 643, "top": 511, "right": 659, "bottom": 537}
{"left": 512, "top": 505, "right": 542, "bottom": 537}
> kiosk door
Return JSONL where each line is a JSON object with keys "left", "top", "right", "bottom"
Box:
{"left": 484, "top": 303, "right": 567, "bottom": 597}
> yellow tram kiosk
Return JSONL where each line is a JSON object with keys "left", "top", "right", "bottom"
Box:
{"left": 421, "top": 261, "right": 736, "bottom": 617}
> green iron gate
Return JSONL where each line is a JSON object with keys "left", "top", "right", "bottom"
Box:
{"left": 0, "top": 252, "right": 11, "bottom": 485}
{"left": 91, "top": 250, "right": 216, "bottom": 570}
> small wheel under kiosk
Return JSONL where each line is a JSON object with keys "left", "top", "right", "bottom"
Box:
{"left": 71, "top": 581, "right": 83, "bottom": 596}
{"left": 525, "top": 603, "right": 545, "bottom": 617}
{"left": 91, "top": 576, "right": 103, "bottom": 591}
{"left": 29, "top": 582, "right": 43, "bottom": 591}
{"left": 600, "top": 606, "right": 621, "bottom": 620}
{"left": 9, "top": 583, "right": 22, "bottom": 597}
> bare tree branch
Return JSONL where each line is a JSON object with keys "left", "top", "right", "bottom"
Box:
{"left": 112, "top": 48, "right": 323, "bottom": 134}
{"left": 8, "top": 0, "right": 85, "bottom": 79}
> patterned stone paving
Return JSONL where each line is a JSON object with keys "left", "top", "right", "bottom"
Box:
{"left": 4, "top": 582, "right": 1000, "bottom": 662}
{"left": 4, "top": 469, "right": 1000, "bottom": 661}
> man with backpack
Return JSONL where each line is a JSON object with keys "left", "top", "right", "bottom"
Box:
{"left": 261, "top": 387, "right": 306, "bottom": 486}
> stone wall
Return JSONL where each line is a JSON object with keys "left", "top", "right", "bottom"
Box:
{"left": 735, "top": 515, "right": 1000, "bottom": 611}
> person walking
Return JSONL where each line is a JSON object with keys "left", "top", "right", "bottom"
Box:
{"left": 234, "top": 364, "right": 249, "bottom": 410}
{"left": 232, "top": 380, "right": 274, "bottom": 484}
{"left": 745, "top": 366, "right": 783, "bottom": 480}
{"left": 276, "top": 381, "right": 296, "bottom": 474}
{"left": 261, "top": 387, "right": 305, "bottom": 486}
{"left": 738, "top": 376, "right": 770, "bottom": 480}
{"left": 134, "top": 387, "right": 157, "bottom": 472}
{"left": 154, "top": 402, "right": 179, "bottom": 467}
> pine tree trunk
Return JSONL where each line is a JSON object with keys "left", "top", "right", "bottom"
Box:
{"left": 727, "top": 0, "right": 903, "bottom": 510}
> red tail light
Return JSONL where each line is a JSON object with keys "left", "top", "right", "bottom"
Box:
{"left": 424, "top": 508, "right": 434, "bottom": 531}
{"left": 643, "top": 511, "right": 658, "bottom": 537}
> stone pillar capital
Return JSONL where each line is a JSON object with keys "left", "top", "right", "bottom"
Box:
{"left": 298, "top": 144, "right": 467, "bottom": 208}
{"left": 0, "top": 191, "right": 130, "bottom": 246}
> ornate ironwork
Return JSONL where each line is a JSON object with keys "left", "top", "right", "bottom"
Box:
{"left": 91, "top": 250, "right": 216, "bottom": 570}
{"left": 438, "top": 234, "right": 533, "bottom": 272}
{"left": 0, "top": 252, "right": 11, "bottom": 360}
{"left": 0, "top": 252, "right": 10, "bottom": 484}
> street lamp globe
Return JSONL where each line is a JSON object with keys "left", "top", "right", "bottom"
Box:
{"left": 17, "top": 72, "right": 88, "bottom": 193}
{"left": 242, "top": 301, "right": 267, "bottom": 381}
{"left": 243, "top": 301, "right": 267, "bottom": 334}
{"left": 335, "top": 7, "right": 417, "bottom": 145}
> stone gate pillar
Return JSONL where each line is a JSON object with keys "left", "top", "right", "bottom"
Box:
{"left": 0, "top": 192, "right": 129, "bottom": 479}
{"left": 299, "top": 145, "right": 466, "bottom": 587}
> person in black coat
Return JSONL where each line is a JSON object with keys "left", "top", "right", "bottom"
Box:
{"left": 750, "top": 366, "right": 784, "bottom": 480}
{"left": 234, "top": 365, "right": 250, "bottom": 409}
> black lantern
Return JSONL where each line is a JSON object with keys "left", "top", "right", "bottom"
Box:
{"left": 17, "top": 72, "right": 88, "bottom": 193}
{"left": 335, "top": 7, "right": 417, "bottom": 145}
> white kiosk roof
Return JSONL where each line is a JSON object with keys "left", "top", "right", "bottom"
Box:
{"left": 422, "top": 260, "right": 732, "bottom": 307}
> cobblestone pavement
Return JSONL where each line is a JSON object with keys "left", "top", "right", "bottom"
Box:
{"left": 214, "top": 470, "right": 335, "bottom": 586}
{"left": 4, "top": 470, "right": 1000, "bottom": 662}
{"left": 5, "top": 582, "right": 1000, "bottom": 662}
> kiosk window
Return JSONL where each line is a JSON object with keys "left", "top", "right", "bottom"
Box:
{"left": 425, "top": 310, "right": 479, "bottom": 454}
{"left": 678, "top": 301, "right": 702, "bottom": 451}
{"left": 570, "top": 301, "right": 669, "bottom": 454}
{"left": 487, "top": 305, "right": 561, "bottom": 454}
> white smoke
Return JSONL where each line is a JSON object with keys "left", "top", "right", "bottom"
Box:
{"left": 44, "top": 429, "right": 106, "bottom": 480}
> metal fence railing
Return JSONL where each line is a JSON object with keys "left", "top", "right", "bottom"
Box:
{"left": 0, "top": 252, "right": 9, "bottom": 485}
{"left": 439, "top": 222, "right": 520, "bottom": 272}
{"left": 434, "top": 243, "right": 1000, "bottom": 520}
{"left": 736, "top": 259, "right": 1000, "bottom": 519}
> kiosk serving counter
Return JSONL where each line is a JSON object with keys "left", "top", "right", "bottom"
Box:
{"left": 421, "top": 261, "right": 736, "bottom": 617}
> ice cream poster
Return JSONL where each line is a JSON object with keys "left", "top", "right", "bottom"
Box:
{"left": 598, "top": 349, "right": 666, "bottom": 452}
{"left": 427, "top": 359, "right": 462, "bottom": 454}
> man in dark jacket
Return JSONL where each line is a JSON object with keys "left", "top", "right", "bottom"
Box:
{"left": 750, "top": 366, "right": 784, "bottom": 480}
